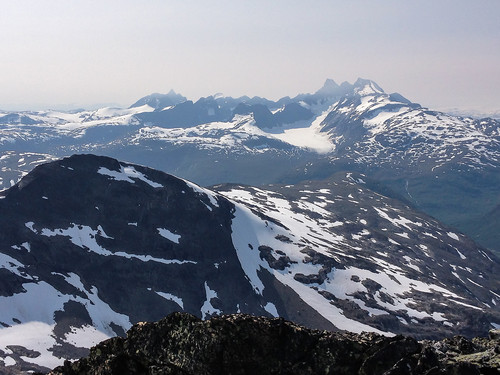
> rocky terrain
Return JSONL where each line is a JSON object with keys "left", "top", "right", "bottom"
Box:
{"left": 48, "top": 312, "right": 500, "bottom": 375}
{"left": 0, "top": 154, "right": 498, "bottom": 373}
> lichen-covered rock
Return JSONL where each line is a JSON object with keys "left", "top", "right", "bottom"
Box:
{"left": 49, "top": 313, "right": 500, "bottom": 375}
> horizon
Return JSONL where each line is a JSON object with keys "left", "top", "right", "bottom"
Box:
{"left": 1, "top": 1, "right": 499, "bottom": 113}
{"left": 0, "top": 77, "right": 385, "bottom": 111}
{"left": 2, "top": 77, "right": 499, "bottom": 119}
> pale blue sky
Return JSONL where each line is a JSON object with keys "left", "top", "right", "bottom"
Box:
{"left": 1, "top": 0, "right": 499, "bottom": 112}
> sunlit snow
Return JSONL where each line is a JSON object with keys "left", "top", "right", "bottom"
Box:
{"left": 98, "top": 165, "right": 162, "bottom": 188}
{"left": 201, "top": 282, "right": 221, "bottom": 319}
{"left": 157, "top": 228, "right": 181, "bottom": 244}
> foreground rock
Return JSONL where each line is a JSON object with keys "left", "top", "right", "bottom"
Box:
{"left": 49, "top": 313, "right": 500, "bottom": 375}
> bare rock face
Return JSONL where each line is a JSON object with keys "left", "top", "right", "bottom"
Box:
{"left": 49, "top": 313, "right": 499, "bottom": 375}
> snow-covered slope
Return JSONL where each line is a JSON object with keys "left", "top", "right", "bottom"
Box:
{"left": 319, "top": 79, "right": 500, "bottom": 173}
{"left": 0, "top": 155, "right": 498, "bottom": 373}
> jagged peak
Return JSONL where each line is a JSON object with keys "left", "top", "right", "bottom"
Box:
{"left": 310, "top": 78, "right": 386, "bottom": 101}
{"left": 166, "top": 89, "right": 179, "bottom": 97}
{"left": 314, "top": 78, "right": 342, "bottom": 98}
{"left": 129, "top": 90, "right": 187, "bottom": 109}
{"left": 353, "top": 78, "right": 385, "bottom": 96}
{"left": 318, "top": 78, "right": 340, "bottom": 91}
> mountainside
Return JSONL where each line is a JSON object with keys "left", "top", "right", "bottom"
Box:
{"left": 320, "top": 79, "right": 500, "bottom": 174}
{"left": 0, "top": 155, "right": 498, "bottom": 373}
{"left": 50, "top": 312, "right": 500, "bottom": 375}
{"left": 1, "top": 78, "right": 499, "bottom": 256}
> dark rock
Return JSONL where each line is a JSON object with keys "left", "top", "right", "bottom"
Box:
{"left": 293, "top": 272, "right": 326, "bottom": 284}
{"left": 361, "top": 278, "right": 382, "bottom": 293}
{"left": 489, "top": 329, "right": 500, "bottom": 340}
{"left": 275, "top": 234, "right": 292, "bottom": 243}
{"left": 49, "top": 313, "right": 500, "bottom": 375}
{"left": 258, "top": 245, "right": 292, "bottom": 270}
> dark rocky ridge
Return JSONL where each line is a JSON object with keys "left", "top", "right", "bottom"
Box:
{"left": 49, "top": 312, "right": 500, "bottom": 375}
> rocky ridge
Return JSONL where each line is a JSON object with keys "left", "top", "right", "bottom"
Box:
{"left": 49, "top": 312, "right": 500, "bottom": 375}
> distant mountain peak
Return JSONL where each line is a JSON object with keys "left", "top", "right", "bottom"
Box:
{"left": 312, "top": 78, "right": 346, "bottom": 100}
{"left": 129, "top": 90, "right": 187, "bottom": 110}
{"left": 312, "top": 78, "right": 385, "bottom": 100}
{"left": 317, "top": 78, "right": 340, "bottom": 93}
{"left": 353, "top": 78, "right": 385, "bottom": 95}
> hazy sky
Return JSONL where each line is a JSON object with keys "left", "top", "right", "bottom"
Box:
{"left": 1, "top": 0, "right": 499, "bottom": 112}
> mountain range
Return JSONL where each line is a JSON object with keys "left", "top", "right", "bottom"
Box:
{"left": 0, "top": 79, "right": 499, "bottom": 373}
{"left": 1, "top": 78, "right": 499, "bottom": 256}
{"left": 0, "top": 154, "right": 498, "bottom": 373}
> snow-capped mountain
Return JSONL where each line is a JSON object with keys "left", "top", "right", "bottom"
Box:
{"left": 1, "top": 78, "right": 498, "bottom": 187}
{"left": 2, "top": 78, "right": 497, "bottom": 169}
{"left": 0, "top": 155, "right": 498, "bottom": 373}
{"left": 319, "top": 78, "right": 500, "bottom": 173}
{"left": 0, "top": 78, "right": 499, "bottom": 254}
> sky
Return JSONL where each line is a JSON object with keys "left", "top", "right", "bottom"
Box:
{"left": 1, "top": 0, "right": 499, "bottom": 113}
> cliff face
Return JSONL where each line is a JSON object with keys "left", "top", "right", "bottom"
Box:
{"left": 50, "top": 312, "right": 500, "bottom": 375}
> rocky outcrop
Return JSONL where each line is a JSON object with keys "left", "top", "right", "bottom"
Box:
{"left": 50, "top": 312, "right": 500, "bottom": 375}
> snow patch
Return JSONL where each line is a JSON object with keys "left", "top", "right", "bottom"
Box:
{"left": 0, "top": 322, "right": 61, "bottom": 369}
{"left": 373, "top": 207, "right": 422, "bottom": 229}
{"left": 154, "top": 291, "right": 184, "bottom": 309}
{"left": 201, "top": 282, "right": 221, "bottom": 319}
{"left": 455, "top": 249, "right": 467, "bottom": 260}
{"left": 264, "top": 302, "right": 279, "bottom": 317}
{"left": 183, "top": 179, "right": 219, "bottom": 208}
{"left": 157, "top": 228, "right": 181, "bottom": 244}
{"left": 267, "top": 112, "right": 336, "bottom": 154}
{"left": 0, "top": 253, "right": 34, "bottom": 280}
{"left": 63, "top": 325, "right": 110, "bottom": 348}
{"left": 98, "top": 165, "right": 162, "bottom": 188}
{"left": 27, "top": 222, "right": 194, "bottom": 265}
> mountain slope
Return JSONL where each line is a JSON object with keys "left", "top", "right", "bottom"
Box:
{"left": 0, "top": 155, "right": 498, "bottom": 373}
{"left": 320, "top": 78, "right": 500, "bottom": 174}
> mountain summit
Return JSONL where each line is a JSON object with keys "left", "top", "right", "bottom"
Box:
{"left": 129, "top": 89, "right": 187, "bottom": 110}
{"left": 314, "top": 78, "right": 343, "bottom": 98}
{"left": 50, "top": 312, "right": 500, "bottom": 375}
